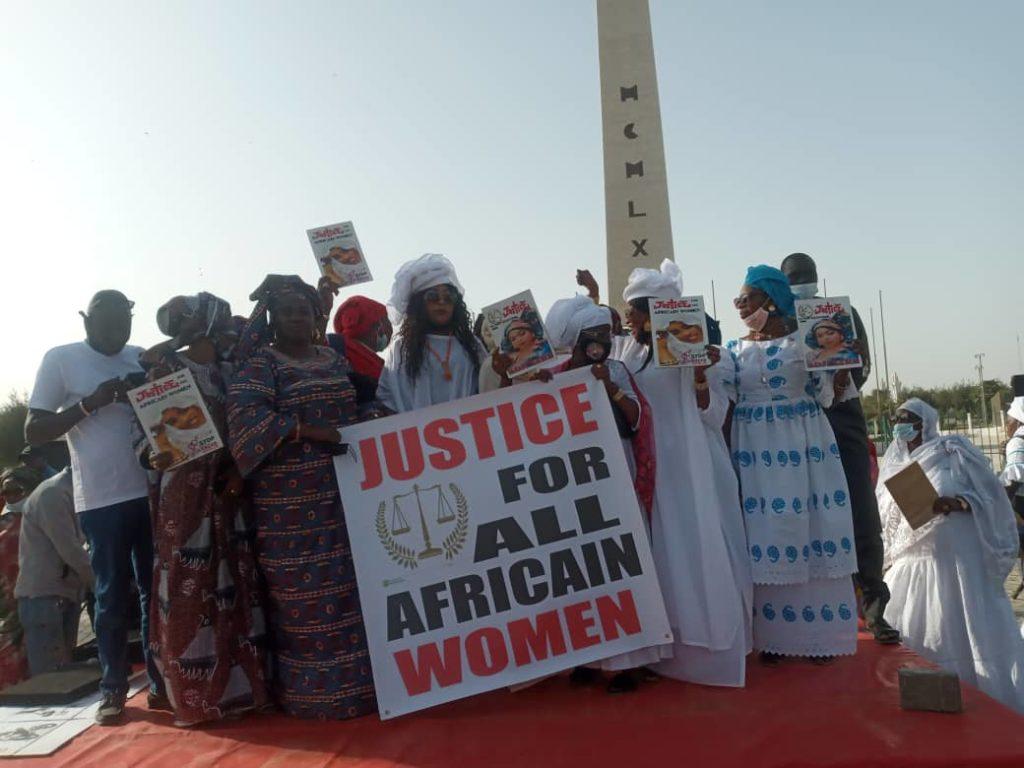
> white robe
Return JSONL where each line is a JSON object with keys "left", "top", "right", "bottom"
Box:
{"left": 614, "top": 337, "right": 749, "bottom": 686}
{"left": 880, "top": 435, "right": 1024, "bottom": 713}
{"left": 377, "top": 334, "right": 486, "bottom": 413}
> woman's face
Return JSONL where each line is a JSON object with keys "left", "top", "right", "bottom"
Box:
{"left": 733, "top": 285, "right": 770, "bottom": 322}
{"left": 369, "top": 317, "right": 393, "bottom": 351}
{"left": 164, "top": 405, "right": 206, "bottom": 429}
{"left": 625, "top": 303, "right": 648, "bottom": 342}
{"left": 507, "top": 324, "right": 535, "bottom": 351}
{"left": 271, "top": 292, "right": 316, "bottom": 345}
{"left": 815, "top": 325, "right": 843, "bottom": 351}
{"left": 667, "top": 321, "right": 702, "bottom": 344}
{"left": 423, "top": 285, "right": 456, "bottom": 328}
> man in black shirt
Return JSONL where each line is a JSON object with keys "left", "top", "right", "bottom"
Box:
{"left": 781, "top": 253, "right": 900, "bottom": 644}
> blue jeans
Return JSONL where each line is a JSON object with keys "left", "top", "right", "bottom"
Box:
{"left": 79, "top": 497, "right": 159, "bottom": 697}
{"left": 17, "top": 596, "right": 81, "bottom": 677}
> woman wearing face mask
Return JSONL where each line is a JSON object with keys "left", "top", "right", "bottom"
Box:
{"left": 325, "top": 296, "right": 392, "bottom": 415}
{"left": 137, "top": 293, "right": 270, "bottom": 726}
{"left": 542, "top": 295, "right": 659, "bottom": 691}
{"left": 878, "top": 399, "right": 1024, "bottom": 712}
{"left": 377, "top": 254, "right": 485, "bottom": 413}
{"left": 227, "top": 277, "right": 376, "bottom": 719}
{"left": 727, "top": 265, "right": 857, "bottom": 664}
{"left": 612, "top": 261, "right": 751, "bottom": 689}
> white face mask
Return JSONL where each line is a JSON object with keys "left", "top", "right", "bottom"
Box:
{"left": 791, "top": 282, "right": 819, "bottom": 300}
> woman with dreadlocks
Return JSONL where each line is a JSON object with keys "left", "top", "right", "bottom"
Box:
{"left": 227, "top": 275, "right": 376, "bottom": 719}
{"left": 377, "top": 254, "right": 485, "bottom": 413}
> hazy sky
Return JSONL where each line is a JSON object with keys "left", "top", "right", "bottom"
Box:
{"left": 2, "top": 1, "right": 1021, "bottom": 399}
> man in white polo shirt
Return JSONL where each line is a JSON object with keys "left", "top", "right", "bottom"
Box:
{"left": 25, "top": 290, "right": 159, "bottom": 725}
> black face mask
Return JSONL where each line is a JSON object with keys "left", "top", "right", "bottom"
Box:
{"left": 582, "top": 340, "right": 611, "bottom": 363}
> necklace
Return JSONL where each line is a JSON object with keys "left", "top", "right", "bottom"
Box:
{"left": 427, "top": 335, "right": 454, "bottom": 381}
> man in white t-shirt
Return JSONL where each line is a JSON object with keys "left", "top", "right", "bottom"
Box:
{"left": 25, "top": 290, "right": 159, "bottom": 725}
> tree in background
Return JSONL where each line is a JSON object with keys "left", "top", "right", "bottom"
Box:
{"left": 862, "top": 378, "right": 1012, "bottom": 436}
{"left": 0, "top": 393, "right": 27, "bottom": 469}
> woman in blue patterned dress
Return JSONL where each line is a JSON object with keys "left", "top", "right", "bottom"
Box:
{"left": 227, "top": 277, "right": 376, "bottom": 719}
{"left": 727, "top": 266, "right": 858, "bottom": 663}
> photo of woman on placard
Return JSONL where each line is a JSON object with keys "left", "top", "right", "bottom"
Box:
{"left": 501, "top": 310, "right": 553, "bottom": 376}
{"left": 805, "top": 314, "right": 859, "bottom": 368}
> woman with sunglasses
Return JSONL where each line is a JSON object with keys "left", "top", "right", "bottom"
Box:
{"left": 378, "top": 254, "right": 485, "bottom": 413}
{"left": 878, "top": 398, "right": 1024, "bottom": 712}
{"left": 727, "top": 265, "right": 857, "bottom": 665}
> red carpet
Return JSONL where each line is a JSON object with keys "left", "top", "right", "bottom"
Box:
{"left": 11, "top": 631, "right": 1024, "bottom": 768}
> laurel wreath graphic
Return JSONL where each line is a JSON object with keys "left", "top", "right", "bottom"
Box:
{"left": 375, "top": 501, "right": 419, "bottom": 570}
{"left": 442, "top": 484, "right": 470, "bottom": 560}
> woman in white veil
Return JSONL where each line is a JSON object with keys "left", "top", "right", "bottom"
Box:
{"left": 878, "top": 398, "right": 1024, "bottom": 712}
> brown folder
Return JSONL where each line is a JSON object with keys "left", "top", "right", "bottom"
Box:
{"left": 883, "top": 461, "right": 939, "bottom": 530}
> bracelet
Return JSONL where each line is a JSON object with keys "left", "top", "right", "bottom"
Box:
{"left": 694, "top": 379, "right": 710, "bottom": 391}
{"left": 956, "top": 496, "right": 968, "bottom": 511}
{"left": 611, "top": 389, "right": 626, "bottom": 403}
{"left": 78, "top": 400, "right": 93, "bottom": 417}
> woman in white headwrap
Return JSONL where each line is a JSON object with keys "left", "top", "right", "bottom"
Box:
{"left": 1002, "top": 394, "right": 1024, "bottom": 515}
{"left": 543, "top": 295, "right": 663, "bottom": 691}
{"left": 378, "top": 254, "right": 486, "bottom": 413}
{"left": 879, "top": 398, "right": 1024, "bottom": 712}
{"left": 613, "top": 260, "right": 752, "bottom": 688}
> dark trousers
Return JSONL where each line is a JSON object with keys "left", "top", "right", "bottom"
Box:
{"left": 79, "top": 497, "right": 159, "bottom": 697}
{"left": 826, "top": 398, "right": 890, "bottom": 622}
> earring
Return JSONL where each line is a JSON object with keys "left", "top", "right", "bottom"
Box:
{"left": 767, "top": 304, "right": 776, "bottom": 312}
{"left": 643, "top": 321, "right": 652, "bottom": 332}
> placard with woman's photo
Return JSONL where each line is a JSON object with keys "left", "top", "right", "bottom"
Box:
{"left": 481, "top": 290, "right": 556, "bottom": 377}
{"left": 794, "top": 295, "right": 863, "bottom": 371}
{"left": 650, "top": 296, "right": 709, "bottom": 368}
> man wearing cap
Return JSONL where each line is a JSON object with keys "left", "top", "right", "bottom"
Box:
{"left": 24, "top": 290, "right": 157, "bottom": 724}
{"left": 781, "top": 253, "right": 900, "bottom": 645}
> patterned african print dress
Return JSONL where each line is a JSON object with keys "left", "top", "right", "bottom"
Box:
{"left": 227, "top": 345, "right": 376, "bottom": 720}
{"left": 728, "top": 332, "right": 858, "bottom": 658}
{"left": 145, "top": 353, "right": 269, "bottom": 726}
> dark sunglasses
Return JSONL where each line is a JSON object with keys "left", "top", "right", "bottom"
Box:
{"left": 424, "top": 288, "right": 455, "bottom": 305}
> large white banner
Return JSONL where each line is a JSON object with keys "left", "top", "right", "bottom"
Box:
{"left": 335, "top": 368, "right": 671, "bottom": 719}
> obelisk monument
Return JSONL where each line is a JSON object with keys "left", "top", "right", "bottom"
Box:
{"left": 596, "top": 0, "right": 674, "bottom": 306}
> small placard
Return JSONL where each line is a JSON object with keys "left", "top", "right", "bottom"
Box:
{"left": 884, "top": 462, "right": 939, "bottom": 530}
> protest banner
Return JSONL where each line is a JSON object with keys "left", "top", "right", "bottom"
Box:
{"left": 128, "top": 369, "right": 222, "bottom": 469}
{"left": 794, "top": 296, "right": 863, "bottom": 371}
{"left": 306, "top": 220, "right": 372, "bottom": 288}
{"left": 334, "top": 368, "right": 671, "bottom": 719}
{"left": 650, "top": 296, "right": 708, "bottom": 368}
{"left": 481, "top": 290, "right": 556, "bottom": 377}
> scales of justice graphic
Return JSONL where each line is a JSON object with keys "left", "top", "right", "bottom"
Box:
{"left": 389, "top": 483, "right": 457, "bottom": 560}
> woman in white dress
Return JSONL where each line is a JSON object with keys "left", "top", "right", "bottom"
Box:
{"left": 613, "top": 260, "right": 751, "bottom": 687}
{"left": 377, "top": 254, "right": 486, "bottom": 413}
{"left": 728, "top": 265, "right": 858, "bottom": 663}
{"left": 879, "top": 398, "right": 1024, "bottom": 712}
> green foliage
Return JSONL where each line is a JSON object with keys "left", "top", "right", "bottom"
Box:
{"left": 862, "top": 379, "right": 1012, "bottom": 429}
{"left": 0, "top": 392, "right": 27, "bottom": 469}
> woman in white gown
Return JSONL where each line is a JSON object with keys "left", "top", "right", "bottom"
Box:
{"left": 879, "top": 398, "right": 1024, "bottom": 712}
{"left": 378, "top": 254, "right": 486, "bottom": 413}
{"left": 613, "top": 260, "right": 751, "bottom": 687}
{"left": 728, "top": 265, "right": 858, "bottom": 662}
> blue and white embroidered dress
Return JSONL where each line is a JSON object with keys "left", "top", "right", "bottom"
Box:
{"left": 728, "top": 332, "right": 858, "bottom": 657}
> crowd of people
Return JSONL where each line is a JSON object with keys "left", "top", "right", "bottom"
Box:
{"left": 1, "top": 250, "right": 1023, "bottom": 727}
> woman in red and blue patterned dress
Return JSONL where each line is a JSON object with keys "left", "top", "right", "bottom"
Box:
{"left": 227, "top": 277, "right": 376, "bottom": 719}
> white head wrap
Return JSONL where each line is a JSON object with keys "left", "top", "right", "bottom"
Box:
{"left": 1008, "top": 396, "right": 1024, "bottom": 425}
{"left": 622, "top": 259, "right": 684, "bottom": 303}
{"left": 544, "top": 296, "right": 611, "bottom": 350}
{"left": 877, "top": 396, "right": 1019, "bottom": 582}
{"left": 388, "top": 254, "right": 464, "bottom": 323}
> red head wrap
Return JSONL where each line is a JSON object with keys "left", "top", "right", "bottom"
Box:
{"left": 333, "top": 296, "right": 388, "bottom": 379}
